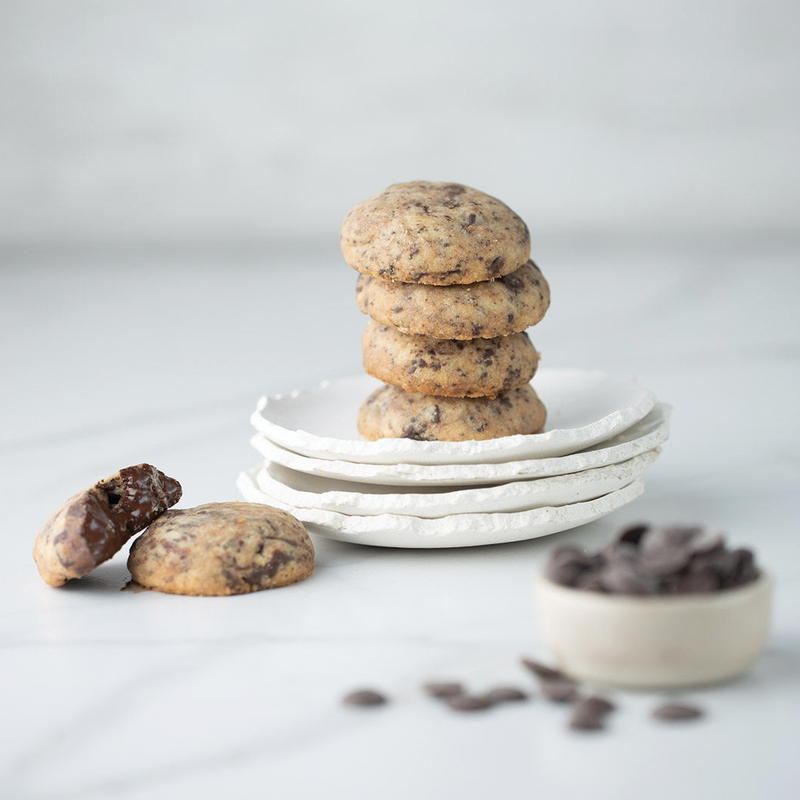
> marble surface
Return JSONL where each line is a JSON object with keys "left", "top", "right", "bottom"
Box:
{"left": 2, "top": 240, "right": 800, "bottom": 799}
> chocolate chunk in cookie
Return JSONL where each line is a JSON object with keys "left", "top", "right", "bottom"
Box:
{"left": 341, "top": 181, "right": 530, "bottom": 285}
{"left": 356, "top": 260, "right": 550, "bottom": 340}
{"left": 127, "top": 502, "right": 314, "bottom": 596}
{"left": 33, "top": 464, "right": 182, "bottom": 587}
{"left": 362, "top": 321, "right": 540, "bottom": 398}
{"left": 358, "top": 383, "right": 546, "bottom": 442}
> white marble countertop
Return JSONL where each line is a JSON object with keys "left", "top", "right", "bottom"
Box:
{"left": 2, "top": 240, "right": 799, "bottom": 799}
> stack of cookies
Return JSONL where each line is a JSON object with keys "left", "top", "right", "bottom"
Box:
{"left": 340, "top": 181, "right": 551, "bottom": 442}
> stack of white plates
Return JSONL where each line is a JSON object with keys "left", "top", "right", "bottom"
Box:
{"left": 237, "top": 369, "right": 670, "bottom": 548}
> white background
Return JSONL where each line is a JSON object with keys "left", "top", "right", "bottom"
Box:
{"left": 1, "top": 0, "right": 799, "bottom": 248}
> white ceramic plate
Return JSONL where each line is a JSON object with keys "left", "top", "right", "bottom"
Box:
{"left": 250, "top": 370, "right": 656, "bottom": 465}
{"left": 249, "top": 403, "right": 671, "bottom": 487}
{"left": 254, "top": 448, "right": 661, "bottom": 518}
{"left": 237, "top": 469, "right": 645, "bottom": 548}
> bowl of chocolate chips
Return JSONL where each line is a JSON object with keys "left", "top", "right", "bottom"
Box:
{"left": 535, "top": 524, "right": 772, "bottom": 689}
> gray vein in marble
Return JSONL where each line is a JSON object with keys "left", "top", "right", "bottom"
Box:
{"left": 9, "top": 707, "right": 363, "bottom": 800}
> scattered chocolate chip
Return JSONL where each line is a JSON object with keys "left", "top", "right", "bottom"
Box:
{"left": 569, "top": 696, "right": 615, "bottom": 730}
{"left": 583, "top": 695, "right": 616, "bottom": 714}
{"left": 540, "top": 679, "right": 580, "bottom": 703}
{"left": 521, "top": 658, "right": 566, "bottom": 682}
{"left": 653, "top": 702, "right": 704, "bottom": 721}
{"left": 343, "top": 689, "right": 388, "bottom": 707}
{"left": 483, "top": 687, "right": 529, "bottom": 703}
{"left": 423, "top": 682, "right": 464, "bottom": 699}
{"left": 446, "top": 694, "right": 495, "bottom": 712}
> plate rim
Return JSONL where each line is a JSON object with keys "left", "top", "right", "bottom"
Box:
{"left": 251, "top": 369, "right": 657, "bottom": 464}
{"left": 255, "top": 448, "right": 661, "bottom": 516}
{"left": 249, "top": 403, "right": 671, "bottom": 486}
{"left": 237, "top": 468, "right": 645, "bottom": 548}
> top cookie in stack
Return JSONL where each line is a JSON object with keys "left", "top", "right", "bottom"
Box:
{"left": 341, "top": 181, "right": 550, "bottom": 442}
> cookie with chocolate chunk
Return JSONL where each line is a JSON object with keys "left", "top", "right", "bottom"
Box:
{"left": 127, "top": 502, "right": 314, "bottom": 596}
{"left": 356, "top": 260, "right": 549, "bottom": 340}
{"left": 33, "top": 464, "right": 182, "bottom": 587}
{"left": 362, "top": 320, "right": 539, "bottom": 398}
{"left": 358, "top": 384, "right": 546, "bottom": 442}
{"left": 341, "top": 181, "right": 530, "bottom": 285}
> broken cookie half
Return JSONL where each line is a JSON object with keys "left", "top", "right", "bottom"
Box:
{"left": 33, "top": 464, "right": 182, "bottom": 587}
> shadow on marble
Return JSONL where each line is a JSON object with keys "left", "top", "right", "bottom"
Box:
{"left": 58, "top": 561, "right": 132, "bottom": 593}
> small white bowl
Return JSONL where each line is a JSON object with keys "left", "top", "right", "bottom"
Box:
{"left": 535, "top": 572, "right": 772, "bottom": 689}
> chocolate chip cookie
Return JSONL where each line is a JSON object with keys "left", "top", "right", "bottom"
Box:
{"left": 127, "top": 502, "right": 314, "bottom": 596}
{"left": 33, "top": 464, "right": 182, "bottom": 587}
{"left": 358, "top": 384, "right": 546, "bottom": 442}
{"left": 356, "top": 260, "right": 550, "bottom": 340}
{"left": 362, "top": 320, "right": 539, "bottom": 398}
{"left": 341, "top": 181, "right": 530, "bottom": 285}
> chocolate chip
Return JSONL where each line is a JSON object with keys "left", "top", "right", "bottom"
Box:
{"left": 545, "top": 545, "right": 593, "bottom": 587}
{"left": 639, "top": 546, "right": 693, "bottom": 579}
{"left": 502, "top": 273, "right": 524, "bottom": 293}
{"left": 446, "top": 694, "right": 495, "bottom": 712}
{"left": 729, "top": 548, "right": 758, "bottom": 587}
{"left": 600, "top": 560, "right": 658, "bottom": 595}
{"left": 667, "top": 568, "right": 721, "bottom": 594}
{"left": 689, "top": 531, "right": 725, "bottom": 555}
{"left": 488, "top": 256, "right": 505, "bottom": 274}
{"left": 423, "top": 682, "right": 464, "bottom": 699}
{"left": 602, "top": 541, "right": 639, "bottom": 564}
{"left": 343, "top": 689, "right": 388, "bottom": 707}
{"left": 638, "top": 527, "right": 696, "bottom": 577}
{"left": 569, "top": 696, "right": 615, "bottom": 730}
{"left": 483, "top": 687, "right": 529, "bottom": 703}
{"left": 540, "top": 679, "right": 580, "bottom": 703}
{"left": 583, "top": 695, "right": 616, "bottom": 714}
{"left": 520, "top": 658, "right": 567, "bottom": 682}
{"left": 546, "top": 524, "right": 759, "bottom": 596}
{"left": 521, "top": 659, "right": 580, "bottom": 703}
{"left": 617, "top": 523, "right": 650, "bottom": 546}
{"left": 401, "top": 423, "right": 430, "bottom": 440}
{"left": 653, "top": 702, "right": 704, "bottom": 721}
